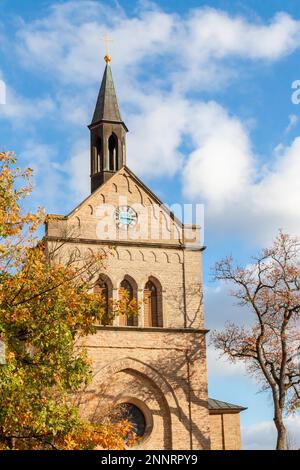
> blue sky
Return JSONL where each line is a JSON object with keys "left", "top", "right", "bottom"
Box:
{"left": 1, "top": 0, "right": 300, "bottom": 449}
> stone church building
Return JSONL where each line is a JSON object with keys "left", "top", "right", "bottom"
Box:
{"left": 45, "top": 56, "right": 246, "bottom": 450}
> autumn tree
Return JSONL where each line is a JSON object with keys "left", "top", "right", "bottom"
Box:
{"left": 211, "top": 232, "right": 300, "bottom": 450}
{"left": 0, "top": 151, "right": 137, "bottom": 449}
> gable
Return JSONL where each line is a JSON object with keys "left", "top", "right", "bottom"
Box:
{"left": 47, "top": 166, "right": 184, "bottom": 246}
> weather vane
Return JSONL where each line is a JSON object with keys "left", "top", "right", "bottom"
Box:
{"left": 103, "top": 33, "right": 113, "bottom": 64}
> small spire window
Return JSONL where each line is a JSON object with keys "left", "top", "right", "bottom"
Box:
{"left": 109, "top": 134, "right": 118, "bottom": 171}
{"left": 96, "top": 138, "right": 102, "bottom": 172}
{"left": 92, "top": 138, "right": 102, "bottom": 174}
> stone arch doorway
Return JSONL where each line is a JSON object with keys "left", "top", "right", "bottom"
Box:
{"left": 80, "top": 359, "right": 176, "bottom": 449}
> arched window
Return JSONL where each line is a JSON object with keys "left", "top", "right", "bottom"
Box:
{"left": 94, "top": 279, "right": 111, "bottom": 325}
{"left": 92, "top": 138, "right": 102, "bottom": 174}
{"left": 92, "top": 146, "right": 97, "bottom": 174}
{"left": 120, "top": 279, "right": 133, "bottom": 299}
{"left": 144, "top": 278, "right": 163, "bottom": 327}
{"left": 120, "top": 278, "right": 138, "bottom": 326}
{"left": 108, "top": 134, "right": 118, "bottom": 171}
{"left": 96, "top": 137, "right": 102, "bottom": 172}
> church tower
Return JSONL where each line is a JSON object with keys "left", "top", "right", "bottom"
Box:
{"left": 89, "top": 56, "right": 128, "bottom": 193}
{"left": 45, "top": 53, "right": 246, "bottom": 451}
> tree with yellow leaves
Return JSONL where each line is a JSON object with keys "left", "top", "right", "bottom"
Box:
{"left": 0, "top": 151, "right": 137, "bottom": 449}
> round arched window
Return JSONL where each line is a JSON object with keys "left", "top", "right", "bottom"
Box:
{"left": 113, "top": 403, "right": 146, "bottom": 438}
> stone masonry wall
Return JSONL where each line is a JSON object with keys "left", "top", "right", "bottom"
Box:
{"left": 77, "top": 328, "right": 211, "bottom": 450}
{"left": 45, "top": 167, "right": 211, "bottom": 450}
{"left": 209, "top": 413, "right": 242, "bottom": 450}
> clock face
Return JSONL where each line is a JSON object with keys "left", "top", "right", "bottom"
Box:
{"left": 114, "top": 206, "right": 138, "bottom": 229}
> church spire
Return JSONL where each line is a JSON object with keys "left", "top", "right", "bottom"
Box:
{"left": 90, "top": 63, "right": 127, "bottom": 128}
{"left": 88, "top": 55, "right": 128, "bottom": 193}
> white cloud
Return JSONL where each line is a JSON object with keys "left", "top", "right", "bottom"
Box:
{"left": 67, "top": 140, "right": 90, "bottom": 200}
{"left": 0, "top": 82, "right": 55, "bottom": 126}
{"left": 172, "top": 9, "right": 300, "bottom": 92}
{"left": 16, "top": 1, "right": 175, "bottom": 87}
{"left": 285, "top": 114, "right": 299, "bottom": 134}
{"left": 253, "top": 137, "right": 300, "bottom": 230}
{"left": 56, "top": 91, "right": 92, "bottom": 127}
{"left": 183, "top": 101, "right": 254, "bottom": 209}
{"left": 243, "top": 415, "right": 300, "bottom": 450}
{"left": 19, "top": 141, "right": 66, "bottom": 212}
{"left": 204, "top": 280, "right": 254, "bottom": 330}
{"left": 205, "top": 281, "right": 253, "bottom": 379}
{"left": 184, "top": 9, "right": 300, "bottom": 61}
{"left": 4, "top": 1, "right": 300, "bottom": 240}
{"left": 127, "top": 93, "right": 187, "bottom": 176}
{"left": 181, "top": 102, "right": 300, "bottom": 243}
{"left": 207, "top": 346, "right": 247, "bottom": 378}
{"left": 15, "top": 1, "right": 108, "bottom": 85}
{"left": 15, "top": 3, "right": 300, "bottom": 91}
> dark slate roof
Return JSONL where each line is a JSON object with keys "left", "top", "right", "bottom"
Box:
{"left": 91, "top": 64, "right": 125, "bottom": 126}
{"left": 208, "top": 398, "right": 247, "bottom": 412}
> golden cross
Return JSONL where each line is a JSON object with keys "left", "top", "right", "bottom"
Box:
{"left": 103, "top": 33, "right": 113, "bottom": 63}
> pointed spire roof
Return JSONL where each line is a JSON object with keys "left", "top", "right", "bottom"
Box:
{"left": 90, "top": 63, "right": 127, "bottom": 130}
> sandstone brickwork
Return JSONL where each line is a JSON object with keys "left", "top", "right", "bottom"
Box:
{"left": 45, "top": 167, "right": 244, "bottom": 450}
{"left": 209, "top": 412, "right": 242, "bottom": 450}
{"left": 77, "top": 328, "right": 210, "bottom": 450}
{"left": 45, "top": 60, "right": 245, "bottom": 450}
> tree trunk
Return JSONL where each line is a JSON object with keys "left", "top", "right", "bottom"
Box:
{"left": 274, "top": 415, "right": 286, "bottom": 450}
